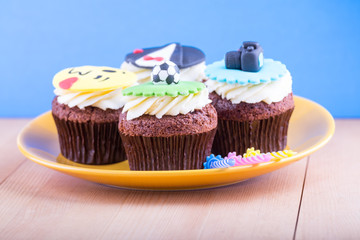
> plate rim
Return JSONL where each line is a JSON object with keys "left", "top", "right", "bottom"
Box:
{"left": 17, "top": 95, "right": 335, "bottom": 177}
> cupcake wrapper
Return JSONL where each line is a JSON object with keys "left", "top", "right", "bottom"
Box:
{"left": 212, "top": 108, "right": 294, "bottom": 156}
{"left": 120, "top": 129, "right": 217, "bottom": 171}
{"left": 53, "top": 114, "right": 126, "bottom": 165}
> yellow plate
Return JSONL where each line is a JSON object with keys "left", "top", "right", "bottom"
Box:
{"left": 17, "top": 96, "right": 335, "bottom": 190}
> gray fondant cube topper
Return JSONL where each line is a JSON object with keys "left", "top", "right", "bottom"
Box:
{"left": 225, "top": 51, "right": 242, "bottom": 70}
{"left": 239, "top": 42, "right": 264, "bottom": 72}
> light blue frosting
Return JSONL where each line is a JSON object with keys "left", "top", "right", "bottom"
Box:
{"left": 205, "top": 59, "right": 288, "bottom": 85}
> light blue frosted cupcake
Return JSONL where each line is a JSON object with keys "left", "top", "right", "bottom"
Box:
{"left": 205, "top": 42, "right": 295, "bottom": 156}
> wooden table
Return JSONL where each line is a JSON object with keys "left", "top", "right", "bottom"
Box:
{"left": 0, "top": 119, "right": 359, "bottom": 239}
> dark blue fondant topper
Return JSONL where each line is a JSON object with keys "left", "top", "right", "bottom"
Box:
{"left": 124, "top": 43, "right": 205, "bottom": 69}
{"left": 225, "top": 41, "right": 264, "bottom": 72}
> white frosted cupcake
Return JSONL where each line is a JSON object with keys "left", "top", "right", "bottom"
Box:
{"left": 205, "top": 42, "right": 295, "bottom": 156}
{"left": 118, "top": 61, "right": 217, "bottom": 170}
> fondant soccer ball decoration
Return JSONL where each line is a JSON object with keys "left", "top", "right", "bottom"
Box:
{"left": 151, "top": 61, "right": 180, "bottom": 85}
{"left": 225, "top": 41, "right": 264, "bottom": 72}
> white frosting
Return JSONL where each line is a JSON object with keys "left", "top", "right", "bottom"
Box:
{"left": 205, "top": 71, "right": 292, "bottom": 104}
{"left": 122, "top": 88, "right": 211, "bottom": 120}
{"left": 120, "top": 61, "right": 206, "bottom": 84}
{"left": 54, "top": 88, "right": 127, "bottom": 110}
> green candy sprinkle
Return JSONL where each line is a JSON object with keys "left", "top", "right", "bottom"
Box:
{"left": 122, "top": 81, "right": 205, "bottom": 97}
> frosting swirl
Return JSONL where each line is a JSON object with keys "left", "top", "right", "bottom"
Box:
{"left": 120, "top": 61, "right": 206, "bottom": 84}
{"left": 54, "top": 88, "right": 128, "bottom": 110}
{"left": 205, "top": 71, "right": 292, "bottom": 104}
{"left": 122, "top": 88, "right": 211, "bottom": 120}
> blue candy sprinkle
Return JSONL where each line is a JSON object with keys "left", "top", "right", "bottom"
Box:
{"left": 204, "top": 154, "right": 235, "bottom": 169}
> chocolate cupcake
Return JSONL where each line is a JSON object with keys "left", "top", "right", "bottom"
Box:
{"left": 120, "top": 43, "right": 206, "bottom": 83}
{"left": 119, "top": 61, "right": 217, "bottom": 171}
{"left": 52, "top": 66, "right": 137, "bottom": 165}
{"left": 205, "top": 42, "right": 294, "bottom": 156}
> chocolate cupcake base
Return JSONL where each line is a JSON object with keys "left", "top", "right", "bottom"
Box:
{"left": 211, "top": 108, "right": 294, "bottom": 156}
{"left": 120, "top": 129, "right": 216, "bottom": 171}
{"left": 118, "top": 104, "right": 218, "bottom": 171}
{"left": 52, "top": 98, "right": 126, "bottom": 165}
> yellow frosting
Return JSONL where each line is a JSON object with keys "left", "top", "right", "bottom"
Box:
{"left": 53, "top": 66, "right": 137, "bottom": 92}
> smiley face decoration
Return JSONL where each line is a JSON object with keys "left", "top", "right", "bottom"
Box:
{"left": 52, "top": 66, "right": 137, "bottom": 91}
{"left": 151, "top": 61, "right": 180, "bottom": 85}
{"left": 225, "top": 41, "right": 264, "bottom": 72}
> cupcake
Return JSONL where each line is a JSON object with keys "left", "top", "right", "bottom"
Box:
{"left": 118, "top": 61, "right": 217, "bottom": 170}
{"left": 120, "top": 43, "right": 206, "bottom": 83}
{"left": 52, "top": 66, "right": 137, "bottom": 165}
{"left": 205, "top": 41, "right": 295, "bottom": 156}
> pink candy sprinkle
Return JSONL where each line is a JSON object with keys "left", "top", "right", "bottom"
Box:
{"left": 225, "top": 152, "right": 272, "bottom": 166}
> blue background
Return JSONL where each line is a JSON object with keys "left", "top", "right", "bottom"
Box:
{"left": 1, "top": 0, "right": 359, "bottom": 117}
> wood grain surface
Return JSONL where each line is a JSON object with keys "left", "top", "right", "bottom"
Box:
{"left": 0, "top": 119, "right": 358, "bottom": 240}
{"left": 295, "top": 120, "right": 360, "bottom": 240}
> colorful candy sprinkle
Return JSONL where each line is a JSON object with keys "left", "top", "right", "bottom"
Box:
{"left": 225, "top": 152, "right": 271, "bottom": 166}
{"left": 267, "top": 150, "right": 297, "bottom": 160}
{"left": 243, "top": 147, "right": 261, "bottom": 158}
{"left": 204, "top": 154, "right": 235, "bottom": 169}
{"left": 204, "top": 148, "right": 297, "bottom": 169}
{"left": 206, "top": 154, "right": 223, "bottom": 162}
{"left": 236, "top": 154, "right": 271, "bottom": 166}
